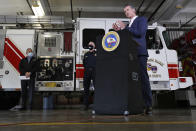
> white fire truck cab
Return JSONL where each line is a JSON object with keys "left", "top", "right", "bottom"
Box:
{"left": 74, "top": 18, "right": 193, "bottom": 91}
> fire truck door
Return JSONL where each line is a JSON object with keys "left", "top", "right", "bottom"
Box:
{"left": 146, "top": 29, "right": 169, "bottom": 81}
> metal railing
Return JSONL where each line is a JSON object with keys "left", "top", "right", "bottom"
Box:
{"left": 0, "top": 15, "right": 64, "bottom": 24}
{"left": 0, "top": 29, "right": 6, "bottom": 60}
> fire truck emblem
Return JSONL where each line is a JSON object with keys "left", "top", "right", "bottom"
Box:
{"left": 102, "top": 31, "right": 120, "bottom": 52}
{"left": 147, "top": 63, "right": 157, "bottom": 73}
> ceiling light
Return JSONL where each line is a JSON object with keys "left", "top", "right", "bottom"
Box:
{"left": 31, "top": 0, "right": 45, "bottom": 16}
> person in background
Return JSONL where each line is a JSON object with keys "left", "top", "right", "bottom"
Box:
{"left": 113, "top": 4, "right": 153, "bottom": 115}
{"left": 83, "top": 41, "right": 96, "bottom": 110}
{"left": 19, "top": 48, "right": 38, "bottom": 110}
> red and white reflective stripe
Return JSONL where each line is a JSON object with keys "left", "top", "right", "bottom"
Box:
{"left": 168, "top": 64, "right": 179, "bottom": 78}
{"left": 76, "top": 64, "right": 84, "bottom": 69}
{"left": 76, "top": 64, "right": 84, "bottom": 79}
{"left": 76, "top": 64, "right": 84, "bottom": 68}
{"left": 5, "top": 38, "right": 25, "bottom": 58}
{"left": 179, "top": 78, "right": 186, "bottom": 83}
{"left": 168, "top": 64, "right": 178, "bottom": 68}
{"left": 5, "top": 41, "right": 22, "bottom": 59}
{"left": 4, "top": 38, "right": 25, "bottom": 73}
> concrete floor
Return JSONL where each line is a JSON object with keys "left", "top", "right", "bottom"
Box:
{"left": 1, "top": 108, "right": 196, "bottom": 131}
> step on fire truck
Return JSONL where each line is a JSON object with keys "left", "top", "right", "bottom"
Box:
{"left": 0, "top": 18, "right": 193, "bottom": 93}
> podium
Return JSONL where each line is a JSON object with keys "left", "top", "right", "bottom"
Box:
{"left": 94, "top": 30, "right": 144, "bottom": 115}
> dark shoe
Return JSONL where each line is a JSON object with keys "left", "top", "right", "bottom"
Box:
{"left": 145, "top": 107, "right": 153, "bottom": 115}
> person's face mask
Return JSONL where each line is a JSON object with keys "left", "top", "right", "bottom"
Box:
{"left": 27, "top": 52, "right": 33, "bottom": 57}
{"left": 88, "top": 45, "right": 94, "bottom": 50}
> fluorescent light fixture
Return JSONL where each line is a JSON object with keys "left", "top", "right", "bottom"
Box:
{"left": 32, "top": 0, "right": 45, "bottom": 16}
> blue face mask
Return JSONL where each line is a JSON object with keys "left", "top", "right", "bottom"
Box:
{"left": 27, "top": 52, "right": 33, "bottom": 57}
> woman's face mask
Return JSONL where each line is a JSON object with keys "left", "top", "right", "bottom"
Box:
{"left": 88, "top": 45, "right": 94, "bottom": 50}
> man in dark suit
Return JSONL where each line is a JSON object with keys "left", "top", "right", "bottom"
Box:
{"left": 19, "top": 48, "right": 38, "bottom": 110}
{"left": 113, "top": 4, "right": 152, "bottom": 115}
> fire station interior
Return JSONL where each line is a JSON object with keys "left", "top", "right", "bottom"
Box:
{"left": 0, "top": 0, "right": 196, "bottom": 130}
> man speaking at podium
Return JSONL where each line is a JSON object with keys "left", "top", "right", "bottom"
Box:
{"left": 113, "top": 4, "right": 152, "bottom": 115}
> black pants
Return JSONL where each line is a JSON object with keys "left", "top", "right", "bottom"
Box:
{"left": 83, "top": 67, "right": 95, "bottom": 107}
{"left": 21, "top": 78, "right": 35, "bottom": 109}
{"left": 138, "top": 56, "right": 152, "bottom": 108}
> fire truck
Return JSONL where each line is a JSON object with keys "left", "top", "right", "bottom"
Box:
{"left": 0, "top": 18, "right": 194, "bottom": 94}
{"left": 74, "top": 18, "right": 193, "bottom": 91}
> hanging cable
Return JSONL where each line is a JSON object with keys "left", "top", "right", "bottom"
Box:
{"left": 137, "top": 0, "right": 146, "bottom": 15}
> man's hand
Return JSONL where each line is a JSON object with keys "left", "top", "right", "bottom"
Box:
{"left": 25, "top": 72, "right": 31, "bottom": 78}
{"left": 112, "top": 23, "right": 121, "bottom": 31}
{"left": 112, "top": 21, "right": 126, "bottom": 31}
{"left": 116, "top": 21, "right": 126, "bottom": 30}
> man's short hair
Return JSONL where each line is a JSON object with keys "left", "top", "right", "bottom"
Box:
{"left": 124, "top": 4, "right": 135, "bottom": 10}
{"left": 26, "top": 48, "right": 32, "bottom": 51}
{"left": 26, "top": 48, "right": 32, "bottom": 53}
